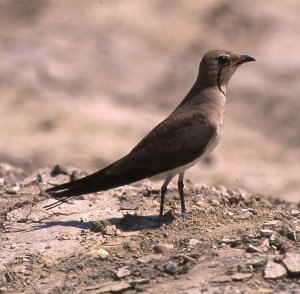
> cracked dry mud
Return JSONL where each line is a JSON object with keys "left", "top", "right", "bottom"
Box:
{"left": 1, "top": 163, "right": 300, "bottom": 294}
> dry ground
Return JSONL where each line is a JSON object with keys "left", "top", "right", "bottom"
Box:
{"left": 1, "top": 163, "right": 300, "bottom": 293}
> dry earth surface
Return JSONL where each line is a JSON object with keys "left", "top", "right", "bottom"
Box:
{"left": 1, "top": 0, "right": 300, "bottom": 201}
{"left": 1, "top": 1, "right": 300, "bottom": 293}
{"left": 1, "top": 163, "right": 300, "bottom": 293}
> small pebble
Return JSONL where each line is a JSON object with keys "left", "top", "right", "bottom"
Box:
{"left": 188, "top": 238, "right": 200, "bottom": 246}
{"left": 246, "top": 244, "right": 262, "bottom": 253}
{"left": 164, "top": 261, "right": 177, "bottom": 275}
{"left": 116, "top": 267, "right": 131, "bottom": 278}
{"left": 153, "top": 243, "right": 174, "bottom": 254}
{"left": 260, "top": 229, "right": 273, "bottom": 237}
{"left": 88, "top": 248, "right": 109, "bottom": 259}
{"left": 236, "top": 211, "right": 252, "bottom": 220}
{"left": 105, "top": 225, "right": 117, "bottom": 236}
{"left": 4, "top": 185, "right": 20, "bottom": 194}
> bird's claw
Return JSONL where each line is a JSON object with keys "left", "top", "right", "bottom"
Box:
{"left": 181, "top": 211, "right": 190, "bottom": 219}
{"left": 159, "top": 223, "right": 167, "bottom": 230}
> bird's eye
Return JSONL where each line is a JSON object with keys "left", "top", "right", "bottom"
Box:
{"left": 217, "top": 55, "right": 229, "bottom": 66}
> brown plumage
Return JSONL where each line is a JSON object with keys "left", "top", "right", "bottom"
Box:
{"left": 45, "top": 50, "right": 255, "bottom": 227}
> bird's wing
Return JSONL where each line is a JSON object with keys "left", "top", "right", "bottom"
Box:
{"left": 110, "top": 109, "right": 217, "bottom": 173}
{"left": 45, "top": 110, "right": 216, "bottom": 204}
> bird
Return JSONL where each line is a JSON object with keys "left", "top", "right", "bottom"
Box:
{"left": 45, "top": 50, "right": 255, "bottom": 227}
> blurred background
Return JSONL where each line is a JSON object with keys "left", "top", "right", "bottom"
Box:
{"left": 0, "top": 0, "right": 300, "bottom": 201}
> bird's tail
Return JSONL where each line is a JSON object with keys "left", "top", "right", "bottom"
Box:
{"left": 44, "top": 165, "right": 112, "bottom": 210}
{"left": 44, "top": 161, "right": 157, "bottom": 210}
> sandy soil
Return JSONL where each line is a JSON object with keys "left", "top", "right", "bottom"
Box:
{"left": 1, "top": 164, "right": 300, "bottom": 293}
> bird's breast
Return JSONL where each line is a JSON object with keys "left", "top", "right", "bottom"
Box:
{"left": 151, "top": 130, "right": 221, "bottom": 182}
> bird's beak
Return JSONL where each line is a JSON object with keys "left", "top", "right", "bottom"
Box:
{"left": 238, "top": 55, "right": 256, "bottom": 64}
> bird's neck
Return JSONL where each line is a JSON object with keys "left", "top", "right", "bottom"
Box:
{"left": 175, "top": 85, "right": 226, "bottom": 127}
{"left": 196, "top": 87, "right": 226, "bottom": 113}
{"left": 178, "top": 80, "right": 226, "bottom": 109}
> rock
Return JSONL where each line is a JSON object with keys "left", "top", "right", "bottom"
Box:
{"left": 51, "top": 164, "right": 69, "bottom": 176}
{"left": 84, "top": 281, "right": 131, "bottom": 293}
{"left": 116, "top": 267, "right": 131, "bottom": 278}
{"left": 4, "top": 184, "right": 20, "bottom": 194}
{"left": 211, "top": 275, "right": 232, "bottom": 283}
{"left": 245, "top": 258, "right": 265, "bottom": 268}
{"left": 105, "top": 225, "right": 117, "bottom": 236}
{"left": 282, "top": 252, "right": 300, "bottom": 274}
{"left": 231, "top": 273, "right": 253, "bottom": 281}
{"left": 153, "top": 243, "right": 174, "bottom": 254}
{"left": 291, "top": 210, "right": 300, "bottom": 217}
{"left": 260, "top": 238, "right": 270, "bottom": 252}
{"left": 286, "top": 229, "right": 297, "bottom": 242}
{"left": 219, "top": 238, "right": 241, "bottom": 247}
{"left": 269, "top": 232, "right": 286, "bottom": 252}
{"left": 236, "top": 211, "right": 252, "bottom": 220}
{"left": 90, "top": 220, "right": 110, "bottom": 233}
{"left": 264, "top": 260, "right": 287, "bottom": 279}
{"left": 207, "top": 262, "right": 219, "bottom": 268}
{"left": 88, "top": 248, "right": 109, "bottom": 259}
{"left": 264, "top": 220, "right": 282, "bottom": 228}
{"left": 4, "top": 272, "right": 14, "bottom": 283}
{"left": 164, "top": 261, "right": 177, "bottom": 275}
{"left": 246, "top": 244, "right": 262, "bottom": 253}
{"left": 260, "top": 229, "right": 273, "bottom": 237}
{"left": 128, "top": 279, "right": 149, "bottom": 286}
{"left": 188, "top": 238, "right": 201, "bottom": 246}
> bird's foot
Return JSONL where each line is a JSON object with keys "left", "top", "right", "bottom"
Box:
{"left": 157, "top": 216, "right": 166, "bottom": 230}
{"left": 159, "top": 223, "right": 167, "bottom": 230}
{"left": 181, "top": 211, "right": 190, "bottom": 219}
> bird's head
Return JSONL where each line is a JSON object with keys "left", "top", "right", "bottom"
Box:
{"left": 198, "top": 50, "right": 255, "bottom": 96}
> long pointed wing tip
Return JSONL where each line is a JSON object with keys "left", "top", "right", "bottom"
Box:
{"left": 43, "top": 198, "right": 65, "bottom": 210}
{"left": 45, "top": 186, "right": 59, "bottom": 193}
{"left": 43, "top": 202, "right": 58, "bottom": 210}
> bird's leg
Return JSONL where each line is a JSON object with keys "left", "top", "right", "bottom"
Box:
{"left": 178, "top": 172, "right": 186, "bottom": 218}
{"left": 158, "top": 176, "right": 172, "bottom": 228}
